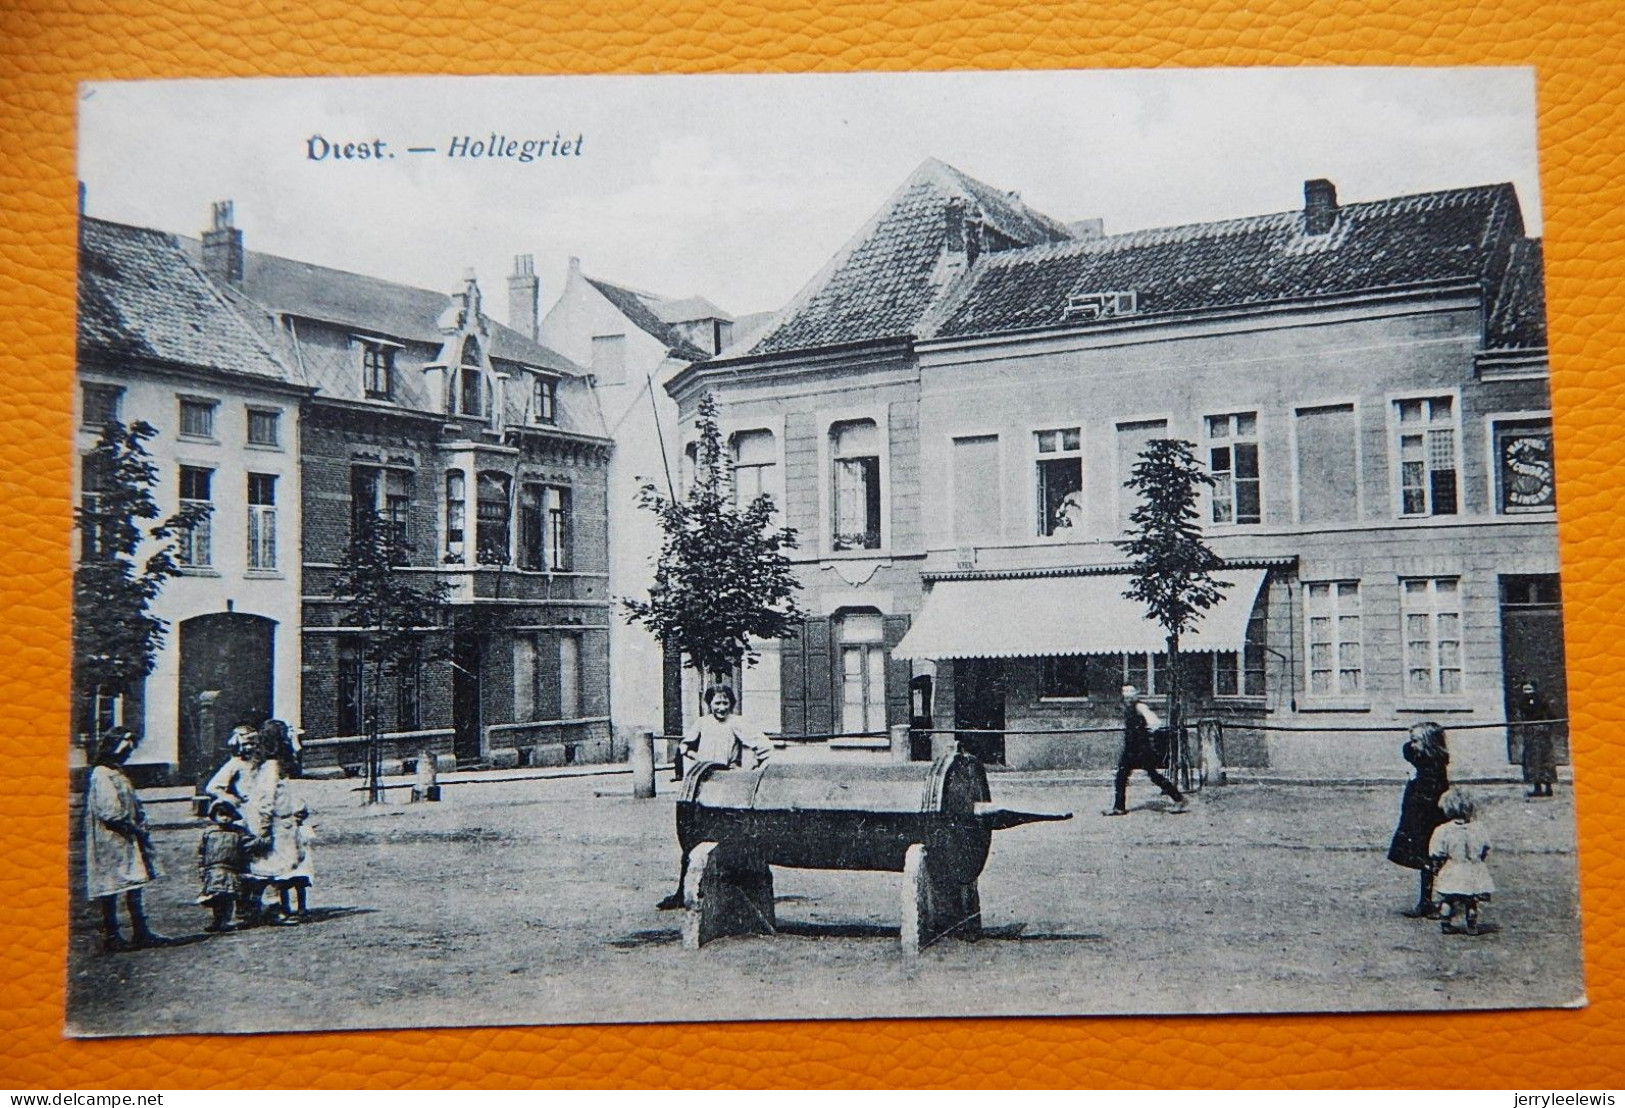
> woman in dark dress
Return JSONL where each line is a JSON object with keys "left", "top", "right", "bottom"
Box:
{"left": 1388, "top": 721, "right": 1450, "bottom": 917}
{"left": 1515, "top": 680, "right": 1557, "bottom": 797}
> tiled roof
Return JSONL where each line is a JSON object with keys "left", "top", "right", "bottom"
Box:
{"left": 928, "top": 183, "right": 1535, "bottom": 341}
{"left": 584, "top": 276, "right": 714, "bottom": 362}
{"left": 180, "top": 241, "right": 582, "bottom": 376}
{"left": 1485, "top": 237, "right": 1547, "bottom": 350}
{"left": 743, "top": 158, "right": 1073, "bottom": 357}
{"left": 648, "top": 294, "right": 731, "bottom": 325}
{"left": 78, "top": 218, "right": 291, "bottom": 382}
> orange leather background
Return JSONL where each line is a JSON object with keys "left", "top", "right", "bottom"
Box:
{"left": 3, "top": 0, "right": 1623, "bottom": 1089}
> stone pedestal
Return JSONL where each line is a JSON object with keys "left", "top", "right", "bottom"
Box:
{"left": 900, "top": 842, "right": 982, "bottom": 956}
{"left": 681, "top": 841, "right": 776, "bottom": 950}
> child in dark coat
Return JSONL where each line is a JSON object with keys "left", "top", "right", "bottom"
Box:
{"left": 198, "top": 799, "right": 247, "bottom": 933}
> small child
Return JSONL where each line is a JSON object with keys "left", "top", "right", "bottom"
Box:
{"left": 275, "top": 808, "right": 315, "bottom": 922}
{"left": 1428, "top": 787, "right": 1495, "bottom": 935}
{"left": 198, "top": 799, "right": 246, "bottom": 933}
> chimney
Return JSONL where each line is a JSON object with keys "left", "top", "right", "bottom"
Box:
{"left": 1068, "top": 218, "right": 1105, "bottom": 240}
{"left": 508, "top": 254, "right": 539, "bottom": 340}
{"left": 944, "top": 198, "right": 966, "bottom": 254}
{"left": 1304, "top": 179, "right": 1338, "bottom": 235}
{"left": 201, "top": 200, "right": 244, "bottom": 285}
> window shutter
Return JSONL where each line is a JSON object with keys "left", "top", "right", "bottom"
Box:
{"left": 802, "top": 617, "right": 833, "bottom": 738}
{"left": 779, "top": 623, "right": 807, "bottom": 738}
{"left": 883, "top": 615, "right": 912, "bottom": 727}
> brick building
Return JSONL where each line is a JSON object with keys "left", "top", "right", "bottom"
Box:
{"left": 668, "top": 159, "right": 1560, "bottom": 776}
{"left": 194, "top": 210, "right": 616, "bottom": 771}
{"left": 76, "top": 214, "right": 308, "bottom": 784}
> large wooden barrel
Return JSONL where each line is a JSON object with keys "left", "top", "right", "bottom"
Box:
{"left": 675, "top": 753, "right": 994, "bottom": 884}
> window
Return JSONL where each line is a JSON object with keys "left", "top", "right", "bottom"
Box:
{"left": 1040, "top": 656, "right": 1090, "bottom": 699}
{"left": 1064, "top": 290, "right": 1137, "bottom": 320}
{"left": 1295, "top": 403, "right": 1358, "bottom": 523}
{"left": 79, "top": 454, "right": 109, "bottom": 558}
{"left": 337, "top": 638, "right": 363, "bottom": 736}
{"left": 82, "top": 384, "right": 122, "bottom": 428}
{"left": 1035, "top": 427, "right": 1083, "bottom": 536}
{"left": 385, "top": 471, "right": 411, "bottom": 550}
{"left": 1305, "top": 581, "right": 1363, "bottom": 697}
{"left": 246, "top": 408, "right": 280, "bottom": 448}
{"left": 519, "top": 484, "right": 546, "bottom": 570}
{"left": 1213, "top": 603, "right": 1267, "bottom": 697}
{"left": 1101, "top": 652, "right": 1170, "bottom": 696}
{"left": 732, "top": 429, "right": 779, "bottom": 510}
{"left": 548, "top": 486, "right": 572, "bottom": 572}
{"left": 456, "top": 338, "right": 483, "bottom": 418}
{"left": 837, "top": 611, "right": 887, "bottom": 734}
{"left": 591, "top": 334, "right": 626, "bottom": 384}
{"left": 247, "top": 473, "right": 277, "bottom": 571}
{"left": 517, "top": 483, "right": 570, "bottom": 572}
{"left": 395, "top": 648, "right": 421, "bottom": 732}
{"left": 475, "top": 471, "right": 511, "bottom": 564}
{"left": 1501, "top": 574, "right": 1561, "bottom": 607}
{"left": 831, "top": 419, "right": 881, "bottom": 551}
{"left": 1493, "top": 417, "right": 1556, "bottom": 513}
{"left": 1207, "top": 412, "right": 1261, "bottom": 524}
{"left": 532, "top": 377, "right": 557, "bottom": 425}
{"left": 1402, "top": 577, "right": 1464, "bottom": 696}
{"left": 952, "top": 435, "right": 1000, "bottom": 542}
{"left": 179, "top": 397, "right": 217, "bottom": 439}
{"left": 1116, "top": 419, "right": 1168, "bottom": 528}
{"left": 559, "top": 634, "right": 582, "bottom": 719}
{"left": 444, "top": 471, "right": 466, "bottom": 562}
{"left": 351, "top": 466, "right": 381, "bottom": 537}
{"left": 1394, "top": 396, "right": 1458, "bottom": 516}
{"left": 176, "top": 465, "right": 213, "bottom": 567}
{"left": 362, "top": 343, "right": 395, "bottom": 400}
{"left": 680, "top": 442, "right": 700, "bottom": 497}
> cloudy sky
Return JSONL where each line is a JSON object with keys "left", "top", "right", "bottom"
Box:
{"left": 79, "top": 68, "right": 1540, "bottom": 328}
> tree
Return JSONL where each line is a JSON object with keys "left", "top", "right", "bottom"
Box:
{"left": 623, "top": 392, "right": 804, "bottom": 695}
{"left": 1116, "top": 438, "right": 1230, "bottom": 785}
{"left": 73, "top": 419, "right": 208, "bottom": 745}
{"left": 330, "top": 507, "right": 452, "bottom": 803}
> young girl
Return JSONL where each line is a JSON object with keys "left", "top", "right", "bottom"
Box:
{"left": 656, "top": 685, "right": 773, "bottom": 911}
{"left": 1388, "top": 721, "right": 1451, "bottom": 917}
{"left": 250, "top": 720, "right": 313, "bottom": 925}
{"left": 198, "top": 799, "right": 246, "bottom": 932}
{"left": 83, "top": 728, "right": 165, "bottom": 951}
{"left": 1429, "top": 787, "right": 1495, "bottom": 935}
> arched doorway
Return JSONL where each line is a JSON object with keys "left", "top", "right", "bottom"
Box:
{"left": 177, "top": 613, "right": 275, "bottom": 783}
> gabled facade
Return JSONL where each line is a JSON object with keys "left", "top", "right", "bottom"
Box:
{"left": 76, "top": 213, "right": 308, "bottom": 784}
{"left": 195, "top": 209, "right": 616, "bottom": 772}
{"left": 539, "top": 257, "right": 758, "bottom": 741}
{"left": 670, "top": 161, "right": 1561, "bottom": 777}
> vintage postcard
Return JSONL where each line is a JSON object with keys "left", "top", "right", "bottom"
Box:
{"left": 69, "top": 68, "right": 1581, "bottom": 1036}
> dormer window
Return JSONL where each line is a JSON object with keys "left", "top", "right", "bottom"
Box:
{"left": 532, "top": 377, "right": 557, "bottom": 425}
{"left": 362, "top": 342, "right": 396, "bottom": 400}
{"left": 1063, "top": 290, "right": 1137, "bottom": 321}
{"left": 457, "top": 337, "right": 483, "bottom": 418}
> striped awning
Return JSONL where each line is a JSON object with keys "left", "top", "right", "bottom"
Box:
{"left": 891, "top": 569, "right": 1267, "bottom": 660}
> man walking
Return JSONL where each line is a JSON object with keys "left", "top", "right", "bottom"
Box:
{"left": 1104, "top": 684, "right": 1189, "bottom": 816}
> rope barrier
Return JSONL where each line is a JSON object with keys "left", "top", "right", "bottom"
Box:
{"left": 907, "top": 718, "right": 1567, "bottom": 738}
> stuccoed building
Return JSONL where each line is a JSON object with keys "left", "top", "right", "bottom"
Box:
{"left": 668, "top": 159, "right": 1560, "bottom": 777}
{"left": 76, "top": 215, "right": 308, "bottom": 784}
{"left": 193, "top": 207, "right": 616, "bottom": 772}
{"left": 539, "top": 256, "right": 756, "bottom": 744}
